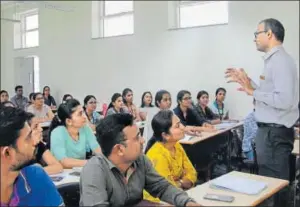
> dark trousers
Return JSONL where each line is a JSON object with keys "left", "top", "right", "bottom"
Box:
{"left": 255, "top": 126, "right": 294, "bottom": 207}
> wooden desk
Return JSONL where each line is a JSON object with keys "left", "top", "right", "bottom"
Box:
{"left": 187, "top": 171, "right": 289, "bottom": 206}
{"left": 292, "top": 140, "right": 299, "bottom": 155}
{"left": 180, "top": 122, "right": 243, "bottom": 145}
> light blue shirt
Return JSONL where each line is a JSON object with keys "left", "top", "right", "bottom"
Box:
{"left": 252, "top": 45, "right": 299, "bottom": 128}
{"left": 50, "top": 125, "right": 100, "bottom": 160}
{"left": 242, "top": 112, "right": 258, "bottom": 152}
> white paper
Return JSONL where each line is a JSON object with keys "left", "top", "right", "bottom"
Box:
{"left": 210, "top": 174, "right": 267, "bottom": 195}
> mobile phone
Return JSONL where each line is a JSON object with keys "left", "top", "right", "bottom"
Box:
{"left": 51, "top": 176, "right": 64, "bottom": 182}
{"left": 203, "top": 194, "right": 234, "bottom": 203}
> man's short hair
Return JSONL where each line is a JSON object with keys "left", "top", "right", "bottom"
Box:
{"left": 96, "top": 113, "right": 134, "bottom": 157}
{"left": 0, "top": 106, "right": 33, "bottom": 147}
{"left": 260, "top": 18, "right": 285, "bottom": 43}
{"left": 15, "top": 85, "right": 23, "bottom": 92}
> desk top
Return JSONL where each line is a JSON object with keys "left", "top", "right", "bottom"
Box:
{"left": 292, "top": 139, "right": 299, "bottom": 156}
{"left": 52, "top": 169, "right": 80, "bottom": 186}
{"left": 187, "top": 171, "right": 289, "bottom": 206}
{"left": 180, "top": 122, "right": 243, "bottom": 145}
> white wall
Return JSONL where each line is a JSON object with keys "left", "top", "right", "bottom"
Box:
{"left": 1, "top": 1, "right": 299, "bottom": 118}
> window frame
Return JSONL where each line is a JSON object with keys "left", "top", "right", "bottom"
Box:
{"left": 171, "top": 1, "right": 229, "bottom": 30}
{"left": 14, "top": 8, "right": 39, "bottom": 49}
{"left": 92, "top": 1, "right": 134, "bottom": 39}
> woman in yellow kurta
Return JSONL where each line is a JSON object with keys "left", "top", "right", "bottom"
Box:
{"left": 143, "top": 110, "right": 197, "bottom": 202}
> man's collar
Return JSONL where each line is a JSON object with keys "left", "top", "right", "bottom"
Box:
{"left": 103, "top": 154, "right": 137, "bottom": 171}
{"left": 263, "top": 45, "right": 283, "bottom": 60}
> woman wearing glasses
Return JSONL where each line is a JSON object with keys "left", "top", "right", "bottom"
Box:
{"left": 173, "top": 90, "right": 215, "bottom": 133}
{"left": 83, "top": 95, "right": 102, "bottom": 131}
{"left": 26, "top": 92, "right": 55, "bottom": 123}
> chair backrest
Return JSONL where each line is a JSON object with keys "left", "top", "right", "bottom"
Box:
{"left": 57, "top": 182, "right": 80, "bottom": 207}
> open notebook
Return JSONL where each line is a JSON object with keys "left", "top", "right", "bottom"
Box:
{"left": 210, "top": 174, "right": 268, "bottom": 195}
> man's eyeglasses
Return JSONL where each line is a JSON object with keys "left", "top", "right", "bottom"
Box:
{"left": 254, "top": 30, "right": 267, "bottom": 38}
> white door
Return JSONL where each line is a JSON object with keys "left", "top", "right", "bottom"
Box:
{"left": 14, "top": 57, "right": 34, "bottom": 97}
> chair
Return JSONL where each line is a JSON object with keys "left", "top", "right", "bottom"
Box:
{"left": 57, "top": 182, "right": 80, "bottom": 207}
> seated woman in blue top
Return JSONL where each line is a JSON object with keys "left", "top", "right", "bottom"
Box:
{"left": 173, "top": 90, "right": 216, "bottom": 133}
{"left": 49, "top": 99, "right": 102, "bottom": 168}
{"left": 106, "top": 93, "right": 126, "bottom": 116}
{"left": 210, "top": 87, "right": 229, "bottom": 120}
{"left": 83, "top": 95, "right": 102, "bottom": 131}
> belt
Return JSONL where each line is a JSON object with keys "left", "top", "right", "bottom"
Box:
{"left": 257, "top": 122, "right": 287, "bottom": 128}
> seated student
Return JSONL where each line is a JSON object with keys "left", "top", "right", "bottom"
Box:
{"left": 49, "top": 99, "right": 102, "bottom": 168}
{"left": 25, "top": 92, "right": 35, "bottom": 110}
{"left": 143, "top": 110, "right": 197, "bottom": 202}
{"left": 83, "top": 95, "right": 101, "bottom": 131}
{"left": 2, "top": 101, "right": 63, "bottom": 175}
{"left": 79, "top": 113, "right": 199, "bottom": 207}
{"left": 106, "top": 93, "right": 126, "bottom": 116}
{"left": 174, "top": 90, "right": 215, "bottom": 133}
{"left": 10, "top": 85, "right": 29, "bottom": 110}
{"left": 195, "top": 90, "right": 221, "bottom": 125}
{"left": 139, "top": 91, "right": 154, "bottom": 120}
{"left": 43, "top": 86, "right": 57, "bottom": 109}
{"left": 0, "top": 106, "right": 63, "bottom": 206}
{"left": 28, "top": 117, "right": 63, "bottom": 175}
{"left": 0, "top": 90, "right": 9, "bottom": 103}
{"left": 155, "top": 90, "right": 172, "bottom": 110}
{"left": 242, "top": 99, "right": 258, "bottom": 161}
{"left": 26, "top": 92, "right": 55, "bottom": 123}
{"left": 122, "top": 88, "right": 141, "bottom": 121}
{"left": 62, "top": 94, "right": 73, "bottom": 103}
{"left": 210, "top": 87, "right": 229, "bottom": 120}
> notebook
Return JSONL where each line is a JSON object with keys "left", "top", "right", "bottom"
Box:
{"left": 210, "top": 174, "right": 267, "bottom": 195}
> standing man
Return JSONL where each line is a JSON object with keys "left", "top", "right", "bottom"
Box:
{"left": 226, "top": 18, "right": 299, "bottom": 207}
{"left": 10, "top": 85, "right": 29, "bottom": 110}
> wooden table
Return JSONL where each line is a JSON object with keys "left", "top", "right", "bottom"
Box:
{"left": 180, "top": 122, "right": 243, "bottom": 145}
{"left": 187, "top": 171, "right": 289, "bottom": 206}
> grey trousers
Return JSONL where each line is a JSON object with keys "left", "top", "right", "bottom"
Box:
{"left": 255, "top": 126, "right": 294, "bottom": 207}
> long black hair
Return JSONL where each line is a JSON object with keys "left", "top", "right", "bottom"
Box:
{"left": 122, "top": 88, "right": 133, "bottom": 105}
{"left": 176, "top": 90, "right": 191, "bottom": 106}
{"left": 154, "top": 90, "right": 171, "bottom": 107}
{"left": 62, "top": 94, "right": 73, "bottom": 103}
{"left": 49, "top": 99, "right": 81, "bottom": 137}
{"left": 141, "top": 91, "right": 154, "bottom": 108}
{"left": 144, "top": 110, "right": 174, "bottom": 154}
{"left": 108, "top": 93, "right": 122, "bottom": 109}
{"left": 43, "top": 86, "right": 51, "bottom": 96}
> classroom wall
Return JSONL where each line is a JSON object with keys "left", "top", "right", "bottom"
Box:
{"left": 1, "top": 1, "right": 299, "bottom": 118}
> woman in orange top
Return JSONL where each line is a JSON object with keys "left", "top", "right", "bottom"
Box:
{"left": 143, "top": 110, "right": 197, "bottom": 202}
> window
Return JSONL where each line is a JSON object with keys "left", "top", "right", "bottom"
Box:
{"left": 92, "top": 1, "right": 134, "bottom": 38}
{"left": 14, "top": 9, "right": 39, "bottom": 49}
{"left": 169, "top": 1, "right": 228, "bottom": 29}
